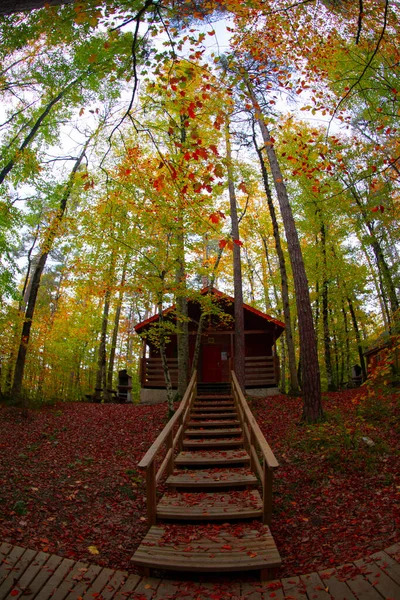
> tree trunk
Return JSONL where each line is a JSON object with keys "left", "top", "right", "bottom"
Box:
{"left": 11, "top": 138, "right": 90, "bottom": 400}
{"left": 320, "top": 223, "right": 335, "bottom": 391}
{"left": 226, "top": 122, "right": 245, "bottom": 391}
{"left": 107, "top": 257, "right": 129, "bottom": 395}
{"left": 347, "top": 296, "right": 367, "bottom": 381}
{"left": 248, "top": 87, "right": 322, "bottom": 421}
{"left": 254, "top": 135, "right": 300, "bottom": 394}
{"left": 158, "top": 298, "right": 175, "bottom": 417}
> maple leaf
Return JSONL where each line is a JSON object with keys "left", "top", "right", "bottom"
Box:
{"left": 238, "top": 181, "right": 247, "bottom": 193}
{"left": 219, "top": 239, "right": 227, "bottom": 249}
{"left": 214, "top": 164, "right": 224, "bottom": 178}
{"left": 233, "top": 239, "right": 243, "bottom": 247}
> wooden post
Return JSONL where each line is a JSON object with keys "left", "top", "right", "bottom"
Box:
{"left": 166, "top": 429, "right": 174, "bottom": 475}
{"left": 178, "top": 412, "right": 184, "bottom": 451}
{"left": 262, "top": 462, "right": 273, "bottom": 526}
{"left": 250, "top": 427, "right": 256, "bottom": 472}
{"left": 146, "top": 461, "right": 157, "bottom": 526}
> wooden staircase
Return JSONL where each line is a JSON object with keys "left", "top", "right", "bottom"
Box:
{"left": 131, "top": 372, "right": 281, "bottom": 580}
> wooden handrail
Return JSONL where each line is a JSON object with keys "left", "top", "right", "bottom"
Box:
{"left": 231, "top": 371, "right": 279, "bottom": 525}
{"left": 138, "top": 370, "right": 197, "bottom": 526}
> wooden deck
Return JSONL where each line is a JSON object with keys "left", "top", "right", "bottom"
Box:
{"left": 1, "top": 540, "right": 399, "bottom": 599}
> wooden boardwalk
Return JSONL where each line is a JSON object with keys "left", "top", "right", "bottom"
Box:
{"left": 1, "top": 539, "right": 400, "bottom": 599}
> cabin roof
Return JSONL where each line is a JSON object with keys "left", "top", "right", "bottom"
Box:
{"left": 134, "top": 286, "right": 285, "bottom": 333}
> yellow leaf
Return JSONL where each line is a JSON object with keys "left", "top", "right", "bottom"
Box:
{"left": 88, "top": 545, "right": 99, "bottom": 555}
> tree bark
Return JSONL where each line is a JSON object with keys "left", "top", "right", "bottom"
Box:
{"left": 254, "top": 135, "right": 300, "bottom": 394}
{"left": 11, "top": 138, "right": 90, "bottom": 400}
{"left": 320, "top": 222, "right": 335, "bottom": 391}
{"left": 247, "top": 83, "right": 322, "bottom": 421}
{"left": 348, "top": 296, "right": 367, "bottom": 381}
{"left": 107, "top": 256, "right": 129, "bottom": 395}
{"left": 226, "top": 122, "right": 245, "bottom": 391}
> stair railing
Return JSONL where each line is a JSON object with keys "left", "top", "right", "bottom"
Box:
{"left": 231, "top": 371, "right": 279, "bottom": 525}
{"left": 138, "top": 371, "right": 197, "bottom": 526}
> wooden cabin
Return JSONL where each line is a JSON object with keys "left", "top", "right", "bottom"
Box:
{"left": 135, "top": 287, "right": 285, "bottom": 403}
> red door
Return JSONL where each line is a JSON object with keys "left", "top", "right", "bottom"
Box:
{"left": 201, "top": 345, "right": 223, "bottom": 382}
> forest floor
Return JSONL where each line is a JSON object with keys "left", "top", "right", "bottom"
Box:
{"left": 0, "top": 387, "right": 399, "bottom": 580}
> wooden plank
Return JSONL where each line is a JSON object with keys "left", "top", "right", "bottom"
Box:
{"left": 241, "top": 580, "right": 284, "bottom": 599}
{"left": 385, "top": 543, "right": 400, "bottom": 556}
{"left": 0, "top": 544, "right": 12, "bottom": 565}
{"left": 0, "top": 546, "right": 25, "bottom": 587}
{"left": 182, "top": 437, "right": 243, "bottom": 449}
{"left": 4, "top": 551, "right": 49, "bottom": 599}
{"left": 112, "top": 573, "right": 141, "bottom": 599}
{"left": 31, "top": 557, "right": 75, "bottom": 600}
{"left": 281, "top": 576, "right": 307, "bottom": 599}
{"left": 354, "top": 557, "right": 400, "bottom": 600}
{"left": 370, "top": 549, "right": 400, "bottom": 585}
{"left": 130, "top": 576, "right": 160, "bottom": 599}
{"left": 49, "top": 560, "right": 89, "bottom": 600}
{"left": 175, "top": 449, "right": 250, "bottom": 466}
{"left": 185, "top": 427, "right": 242, "bottom": 436}
{"left": 64, "top": 564, "right": 102, "bottom": 600}
{"left": 300, "top": 572, "right": 330, "bottom": 599}
{"left": 187, "top": 420, "right": 240, "bottom": 427}
{"left": 82, "top": 567, "right": 115, "bottom": 600}
{"left": 131, "top": 524, "right": 281, "bottom": 573}
{"left": 166, "top": 467, "right": 258, "bottom": 489}
{"left": 157, "top": 490, "right": 263, "bottom": 520}
{"left": 98, "top": 569, "right": 128, "bottom": 599}
{"left": 341, "top": 561, "right": 382, "bottom": 600}
{"left": 318, "top": 568, "right": 358, "bottom": 600}
{"left": 152, "top": 579, "right": 182, "bottom": 599}
{"left": 23, "top": 553, "right": 63, "bottom": 599}
{"left": 0, "top": 549, "right": 37, "bottom": 598}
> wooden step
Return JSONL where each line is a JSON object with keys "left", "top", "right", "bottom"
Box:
{"left": 166, "top": 468, "right": 258, "bottom": 489}
{"left": 185, "top": 428, "right": 242, "bottom": 437}
{"left": 187, "top": 419, "right": 240, "bottom": 427}
{"left": 157, "top": 490, "right": 263, "bottom": 520}
{"left": 131, "top": 523, "right": 281, "bottom": 574}
{"left": 193, "top": 403, "right": 235, "bottom": 409}
{"left": 195, "top": 394, "right": 233, "bottom": 399}
{"left": 190, "top": 412, "right": 237, "bottom": 419}
{"left": 183, "top": 437, "right": 243, "bottom": 449}
{"left": 175, "top": 450, "right": 250, "bottom": 467}
{"left": 192, "top": 405, "right": 235, "bottom": 412}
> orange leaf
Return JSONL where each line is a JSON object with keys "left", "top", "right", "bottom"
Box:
{"left": 219, "top": 239, "right": 227, "bottom": 249}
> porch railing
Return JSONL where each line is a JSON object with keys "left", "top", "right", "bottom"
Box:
{"left": 140, "top": 355, "right": 277, "bottom": 388}
{"left": 137, "top": 371, "right": 197, "bottom": 526}
{"left": 140, "top": 357, "right": 179, "bottom": 388}
{"left": 231, "top": 371, "right": 279, "bottom": 525}
{"left": 245, "top": 355, "right": 276, "bottom": 387}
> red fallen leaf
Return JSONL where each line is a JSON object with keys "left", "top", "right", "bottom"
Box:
{"left": 11, "top": 591, "right": 19, "bottom": 597}
{"left": 221, "top": 544, "right": 232, "bottom": 550}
